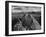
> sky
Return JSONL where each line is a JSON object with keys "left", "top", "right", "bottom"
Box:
{"left": 12, "top": 6, "right": 41, "bottom": 13}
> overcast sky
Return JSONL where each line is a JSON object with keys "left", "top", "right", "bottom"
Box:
{"left": 12, "top": 6, "right": 41, "bottom": 13}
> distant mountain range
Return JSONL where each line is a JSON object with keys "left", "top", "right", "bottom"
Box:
{"left": 12, "top": 12, "right": 41, "bottom": 15}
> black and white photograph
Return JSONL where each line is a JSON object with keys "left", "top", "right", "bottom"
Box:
{"left": 12, "top": 6, "right": 41, "bottom": 31}
{"left": 5, "top": 1, "right": 45, "bottom": 36}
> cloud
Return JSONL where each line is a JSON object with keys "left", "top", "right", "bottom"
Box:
{"left": 12, "top": 6, "right": 41, "bottom": 13}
